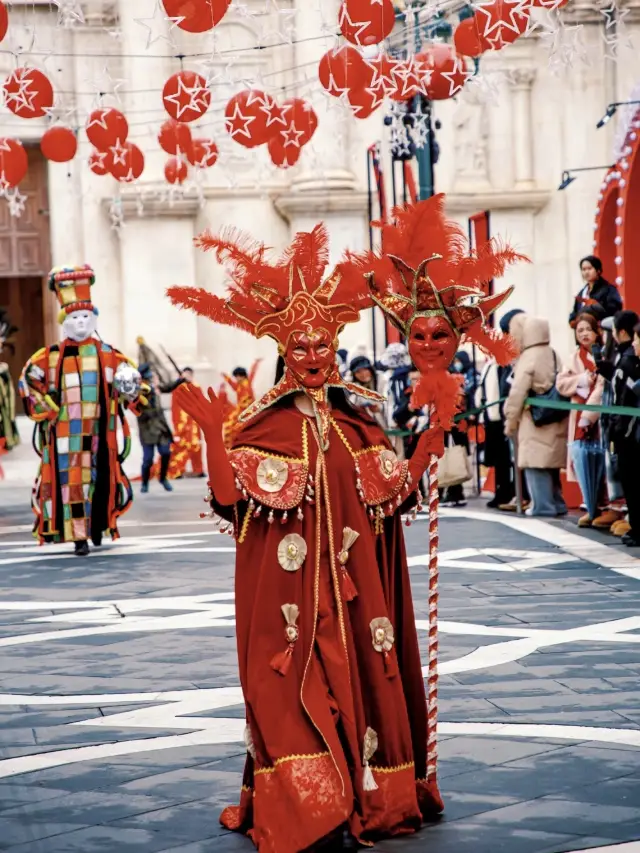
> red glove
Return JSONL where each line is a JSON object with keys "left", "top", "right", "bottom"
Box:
{"left": 408, "top": 426, "right": 446, "bottom": 485}
{"left": 174, "top": 384, "right": 241, "bottom": 506}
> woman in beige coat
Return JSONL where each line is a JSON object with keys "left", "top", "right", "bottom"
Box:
{"left": 556, "top": 313, "right": 605, "bottom": 526}
{"left": 504, "top": 316, "right": 569, "bottom": 516}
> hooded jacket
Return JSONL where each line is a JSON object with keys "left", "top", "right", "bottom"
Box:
{"left": 504, "top": 316, "right": 568, "bottom": 470}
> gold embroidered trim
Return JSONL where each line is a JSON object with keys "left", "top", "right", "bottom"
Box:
{"left": 254, "top": 751, "right": 330, "bottom": 776}
{"left": 233, "top": 418, "right": 309, "bottom": 466}
{"left": 241, "top": 785, "right": 253, "bottom": 793}
{"left": 373, "top": 761, "right": 415, "bottom": 775}
{"left": 237, "top": 503, "right": 253, "bottom": 545}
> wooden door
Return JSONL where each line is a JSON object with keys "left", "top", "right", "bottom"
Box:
{"left": 0, "top": 145, "right": 53, "bottom": 389}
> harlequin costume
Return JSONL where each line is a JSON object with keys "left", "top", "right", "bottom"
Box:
{"left": 19, "top": 265, "right": 144, "bottom": 547}
{"left": 222, "top": 360, "right": 261, "bottom": 449}
{"left": 0, "top": 309, "right": 20, "bottom": 455}
{"left": 168, "top": 223, "right": 448, "bottom": 852}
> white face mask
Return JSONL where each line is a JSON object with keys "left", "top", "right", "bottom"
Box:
{"left": 62, "top": 310, "right": 97, "bottom": 342}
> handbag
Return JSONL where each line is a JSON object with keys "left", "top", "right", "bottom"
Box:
{"left": 438, "top": 435, "right": 472, "bottom": 488}
{"left": 528, "top": 351, "right": 570, "bottom": 427}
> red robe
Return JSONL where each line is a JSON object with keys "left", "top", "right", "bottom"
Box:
{"left": 214, "top": 397, "right": 443, "bottom": 852}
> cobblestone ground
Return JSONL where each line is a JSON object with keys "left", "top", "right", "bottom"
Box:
{"left": 1, "top": 471, "right": 640, "bottom": 853}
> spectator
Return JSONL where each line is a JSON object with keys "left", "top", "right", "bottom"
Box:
{"left": 479, "top": 310, "right": 530, "bottom": 511}
{"left": 377, "top": 343, "right": 412, "bottom": 451}
{"left": 348, "top": 354, "right": 386, "bottom": 428}
{"left": 595, "top": 310, "right": 640, "bottom": 546}
{"left": 568, "top": 255, "right": 622, "bottom": 326}
{"left": 393, "top": 365, "right": 429, "bottom": 460}
{"left": 504, "top": 316, "right": 568, "bottom": 517}
{"left": 556, "top": 312, "right": 606, "bottom": 526}
{"left": 137, "top": 364, "right": 183, "bottom": 493}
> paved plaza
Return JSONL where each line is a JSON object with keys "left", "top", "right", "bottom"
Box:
{"left": 1, "top": 469, "right": 640, "bottom": 853}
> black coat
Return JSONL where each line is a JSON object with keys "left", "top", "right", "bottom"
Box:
{"left": 569, "top": 278, "right": 622, "bottom": 325}
{"left": 596, "top": 341, "right": 640, "bottom": 442}
{"left": 137, "top": 378, "right": 183, "bottom": 446}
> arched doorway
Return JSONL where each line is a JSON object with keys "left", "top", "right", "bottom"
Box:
{"left": 594, "top": 109, "right": 640, "bottom": 312}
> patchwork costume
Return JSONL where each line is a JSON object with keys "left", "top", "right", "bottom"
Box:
{"left": 19, "top": 266, "right": 144, "bottom": 546}
{"left": 0, "top": 309, "right": 19, "bottom": 455}
{"left": 168, "top": 224, "right": 449, "bottom": 852}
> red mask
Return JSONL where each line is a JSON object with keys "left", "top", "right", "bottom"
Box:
{"left": 284, "top": 330, "right": 336, "bottom": 389}
{"left": 409, "top": 315, "right": 459, "bottom": 374}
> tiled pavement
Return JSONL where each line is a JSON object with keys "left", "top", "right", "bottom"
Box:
{"left": 1, "top": 470, "right": 640, "bottom": 853}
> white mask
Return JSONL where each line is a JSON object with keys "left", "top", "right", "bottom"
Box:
{"left": 62, "top": 310, "right": 97, "bottom": 342}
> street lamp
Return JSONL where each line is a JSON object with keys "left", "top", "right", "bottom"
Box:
{"left": 557, "top": 165, "right": 613, "bottom": 191}
{"left": 596, "top": 100, "right": 640, "bottom": 129}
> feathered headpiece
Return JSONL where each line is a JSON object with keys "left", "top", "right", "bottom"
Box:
{"left": 348, "top": 194, "right": 527, "bottom": 365}
{"left": 167, "top": 224, "right": 372, "bottom": 351}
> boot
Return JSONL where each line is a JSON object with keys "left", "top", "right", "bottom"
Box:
{"left": 159, "top": 453, "right": 173, "bottom": 491}
{"left": 141, "top": 462, "right": 152, "bottom": 493}
{"left": 74, "top": 540, "right": 90, "bottom": 556}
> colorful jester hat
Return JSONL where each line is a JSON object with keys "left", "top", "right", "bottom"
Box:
{"left": 167, "top": 223, "right": 382, "bottom": 440}
{"left": 348, "top": 194, "right": 527, "bottom": 427}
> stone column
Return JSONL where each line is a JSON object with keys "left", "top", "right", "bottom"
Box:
{"left": 512, "top": 68, "right": 536, "bottom": 190}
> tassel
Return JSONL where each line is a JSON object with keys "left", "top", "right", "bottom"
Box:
{"left": 271, "top": 603, "right": 299, "bottom": 678}
{"left": 383, "top": 650, "right": 399, "bottom": 679}
{"left": 270, "top": 646, "right": 293, "bottom": 676}
{"left": 338, "top": 527, "right": 360, "bottom": 601}
{"left": 342, "top": 569, "right": 358, "bottom": 602}
{"left": 362, "top": 727, "right": 379, "bottom": 792}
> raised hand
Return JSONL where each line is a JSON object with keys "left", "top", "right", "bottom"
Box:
{"left": 408, "top": 425, "right": 446, "bottom": 485}
{"left": 174, "top": 384, "right": 222, "bottom": 438}
{"left": 175, "top": 384, "right": 240, "bottom": 507}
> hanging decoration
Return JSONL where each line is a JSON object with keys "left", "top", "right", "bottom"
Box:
{"left": 188, "top": 138, "right": 219, "bottom": 168}
{"left": 224, "top": 90, "right": 284, "bottom": 148}
{"left": 0, "top": 1, "right": 8, "bottom": 44}
{"left": 86, "top": 108, "right": 129, "bottom": 152}
{"left": 3, "top": 68, "right": 55, "bottom": 119}
{"left": 275, "top": 98, "right": 318, "bottom": 149}
{"left": 161, "top": 0, "right": 231, "bottom": 33}
{"left": 268, "top": 136, "right": 302, "bottom": 169}
{"left": 158, "top": 117, "right": 193, "bottom": 156}
{"left": 162, "top": 70, "right": 211, "bottom": 123}
{"left": 165, "top": 156, "right": 189, "bottom": 184}
{"left": 421, "top": 44, "right": 473, "bottom": 100}
{"left": 338, "top": 0, "right": 396, "bottom": 47}
{"left": 40, "top": 126, "right": 78, "bottom": 163}
{"left": 453, "top": 15, "right": 490, "bottom": 57}
{"left": 88, "top": 149, "right": 109, "bottom": 176}
{"left": 471, "top": 0, "right": 530, "bottom": 50}
{"left": 318, "top": 45, "right": 375, "bottom": 96}
{"left": 0, "top": 139, "right": 28, "bottom": 188}
{"left": 108, "top": 142, "right": 145, "bottom": 182}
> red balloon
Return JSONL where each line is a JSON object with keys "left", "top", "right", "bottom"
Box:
{"left": 163, "top": 71, "right": 211, "bottom": 123}
{"left": 88, "top": 149, "right": 109, "bottom": 176}
{"left": 188, "top": 138, "right": 218, "bottom": 168}
{"left": 338, "top": 0, "right": 396, "bottom": 46}
{"left": 275, "top": 99, "right": 318, "bottom": 149}
{"left": 106, "top": 141, "right": 145, "bottom": 182}
{"left": 348, "top": 85, "right": 384, "bottom": 119}
{"left": 165, "top": 156, "right": 189, "bottom": 184}
{"left": 161, "top": 0, "right": 231, "bottom": 33}
{"left": 473, "top": 0, "right": 529, "bottom": 49}
{"left": 40, "top": 126, "right": 78, "bottom": 163}
{"left": 388, "top": 57, "right": 427, "bottom": 102}
{"left": 318, "top": 46, "right": 374, "bottom": 97}
{"left": 422, "top": 45, "right": 471, "bottom": 100}
{"left": 0, "top": 2, "right": 8, "bottom": 44}
{"left": 3, "top": 68, "right": 54, "bottom": 119}
{"left": 224, "top": 90, "right": 284, "bottom": 148}
{"left": 369, "top": 54, "right": 402, "bottom": 97}
{"left": 0, "top": 138, "right": 28, "bottom": 188}
{"left": 453, "top": 17, "right": 490, "bottom": 58}
{"left": 86, "top": 108, "right": 128, "bottom": 151}
{"left": 158, "top": 118, "right": 193, "bottom": 156}
{"left": 268, "top": 137, "right": 301, "bottom": 169}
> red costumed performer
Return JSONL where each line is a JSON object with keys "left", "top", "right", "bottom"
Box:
{"left": 168, "top": 223, "right": 447, "bottom": 852}
{"left": 354, "top": 196, "right": 524, "bottom": 779}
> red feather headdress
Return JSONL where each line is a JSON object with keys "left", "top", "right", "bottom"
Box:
{"left": 345, "top": 194, "right": 528, "bottom": 365}
{"left": 167, "top": 224, "right": 372, "bottom": 351}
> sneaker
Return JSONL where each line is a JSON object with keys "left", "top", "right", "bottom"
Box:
{"left": 74, "top": 540, "right": 90, "bottom": 556}
{"left": 612, "top": 520, "right": 631, "bottom": 537}
{"left": 577, "top": 513, "right": 592, "bottom": 528}
{"left": 160, "top": 479, "right": 173, "bottom": 492}
{"left": 452, "top": 500, "right": 468, "bottom": 508}
{"left": 592, "top": 509, "right": 623, "bottom": 530}
{"left": 141, "top": 483, "right": 149, "bottom": 494}
{"left": 498, "top": 498, "right": 518, "bottom": 512}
